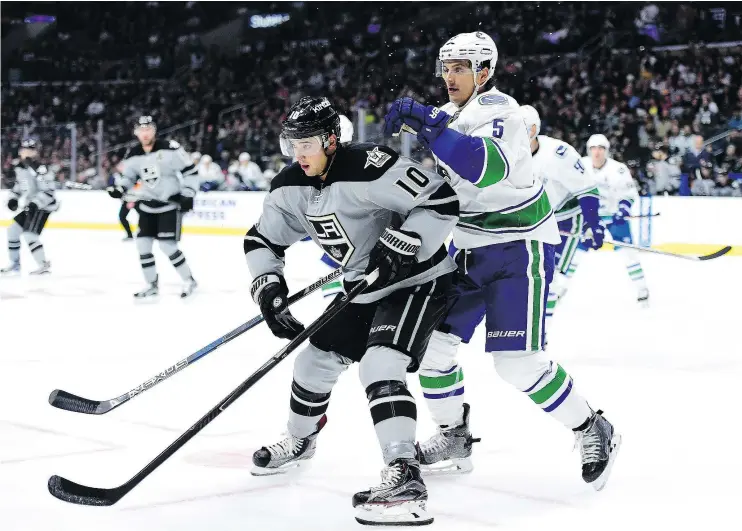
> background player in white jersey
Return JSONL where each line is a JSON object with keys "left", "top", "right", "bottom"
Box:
{"left": 1, "top": 139, "right": 59, "bottom": 275}
{"left": 385, "top": 32, "right": 621, "bottom": 490}
{"left": 517, "top": 105, "right": 605, "bottom": 328}
{"left": 107, "top": 116, "right": 199, "bottom": 299}
{"left": 246, "top": 97, "right": 459, "bottom": 525}
{"left": 576, "top": 134, "right": 650, "bottom": 305}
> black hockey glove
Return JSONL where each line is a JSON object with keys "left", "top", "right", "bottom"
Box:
{"left": 7, "top": 197, "right": 18, "bottom": 211}
{"left": 107, "top": 185, "right": 125, "bottom": 199}
{"left": 169, "top": 193, "right": 194, "bottom": 212}
{"left": 251, "top": 273, "right": 305, "bottom": 340}
{"left": 365, "top": 228, "right": 421, "bottom": 287}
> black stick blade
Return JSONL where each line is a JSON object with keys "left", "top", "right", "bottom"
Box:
{"left": 48, "top": 475, "right": 123, "bottom": 506}
{"left": 699, "top": 246, "right": 732, "bottom": 261}
{"left": 48, "top": 390, "right": 104, "bottom": 414}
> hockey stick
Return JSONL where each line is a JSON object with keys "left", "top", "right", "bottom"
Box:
{"left": 48, "top": 268, "right": 343, "bottom": 415}
{"left": 559, "top": 230, "right": 731, "bottom": 262}
{"left": 392, "top": 124, "right": 418, "bottom": 138}
{"left": 48, "top": 269, "right": 379, "bottom": 506}
{"left": 64, "top": 181, "right": 94, "bottom": 190}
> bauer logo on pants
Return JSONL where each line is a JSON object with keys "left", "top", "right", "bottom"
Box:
{"left": 487, "top": 330, "right": 525, "bottom": 338}
{"left": 306, "top": 213, "right": 355, "bottom": 266}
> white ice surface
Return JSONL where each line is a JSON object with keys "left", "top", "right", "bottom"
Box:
{"left": 1, "top": 229, "right": 740, "bottom": 531}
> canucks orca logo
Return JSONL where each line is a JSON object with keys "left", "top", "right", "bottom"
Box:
{"left": 305, "top": 213, "right": 355, "bottom": 266}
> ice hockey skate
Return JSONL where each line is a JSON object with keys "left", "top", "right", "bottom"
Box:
{"left": 575, "top": 410, "right": 622, "bottom": 491}
{"left": 353, "top": 458, "right": 433, "bottom": 526}
{"left": 29, "top": 261, "right": 51, "bottom": 275}
{"left": 0, "top": 261, "right": 21, "bottom": 275}
{"left": 251, "top": 415, "right": 326, "bottom": 476}
{"left": 418, "top": 403, "right": 480, "bottom": 475}
{"left": 134, "top": 277, "right": 159, "bottom": 299}
{"left": 180, "top": 277, "right": 197, "bottom": 299}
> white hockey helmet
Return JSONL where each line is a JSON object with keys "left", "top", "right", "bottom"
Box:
{"left": 201, "top": 154, "right": 213, "bottom": 164}
{"left": 587, "top": 134, "right": 610, "bottom": 152}
{"left": 518, "top": 105, "right": 541, "bottom": 138}
{"left": 239, "top": 152, "right": 250, "bottom": 162}
{"left": 437, "top": 31, "right": 498, "bottom": 88}
{"left": 191, "top": 151, "right": 202, "bottom": 162}
{"left": 339, "top": 114, "right": 354, "bottom": 144}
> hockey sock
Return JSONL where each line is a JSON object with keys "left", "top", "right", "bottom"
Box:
{"left": 287, "top": 380, "right": 331, "bottom": 438}
{"left": 366, "top": 380, "right": 417, "bottom": 463}
{"left": 167, "top": 250, "right": 193, "bottom": 281}
{"left": 419, "top": 365, "right": 465, "bottom": 425}
{"left": 136, "top": 237, "right": 157, "bottom": 283}
{"left": 361, "top": 346, "right": 418, "bottom": 463}
{"left": 565, "top": 247, "right": 586, "bottom": 279}
{"left": 419, "top": 331, "right": 465, "bottom": 426}
{"left": 24, "top": 233, "right": 47, "bottom": 265}
{"left": 8, "top": 239, "right": 21, "bottom": 263}
{"left": 494, "top": 353, "right": 592, "bottom": 429}
{"left": 625, "top": 262, "right": 648, "bottom": 293}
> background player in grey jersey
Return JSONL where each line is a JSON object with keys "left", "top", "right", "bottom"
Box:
{"left": 1, "top": 139, "right": 59, "bottom": 275}
{"left": 107, "top": 116, "right": 199, "bottom": 298}
{"left": 245, "top": 97, "right": 459, "bottom": 526}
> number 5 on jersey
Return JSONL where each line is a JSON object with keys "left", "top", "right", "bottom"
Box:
{"left": 395, "top": 167, "right": 430, "bottom": 199}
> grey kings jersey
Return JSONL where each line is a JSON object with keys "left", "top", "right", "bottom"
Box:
{"left": 10, "top": 160, "right": 58, "bottom": 212}
{"left": 244, "top": 143, "right": 459, "bottom": 304}
{"left": 117, "top": 139, "right": 199, "bottom": 213}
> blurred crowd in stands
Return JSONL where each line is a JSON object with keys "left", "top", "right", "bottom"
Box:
{"left": 2, "top": 2, "right": 741, "bottom": 196}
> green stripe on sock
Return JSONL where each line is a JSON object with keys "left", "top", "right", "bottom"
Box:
{"left": 628, "top": 269, "right": 644, "bottom": 277}
{"left": 476, "top": 138, "right": 508, "bottom": 188}
{"left": 529, "top": 364, "right": 567, "bottom": 405}
{"left": 419, "top": 369, "right": 464, "bottom": 389}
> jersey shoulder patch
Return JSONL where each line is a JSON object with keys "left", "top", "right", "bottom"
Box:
{"left": 327, "top": 143, "right": 400, "bottom": 184}
{"left": 169, "top": 140, "right": 181, "bottom": 149}
{"left": 555, "top": 144, "right": 568, "bottom": 158}
{"left": 478, "top": 93, "right": 509, "bottom": 106}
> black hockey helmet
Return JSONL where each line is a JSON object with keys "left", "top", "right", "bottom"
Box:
{"left": 135, "top": 115, "right": 157, "bottom": 132}
{"left": 280, "top": 97, "right": 340, "bottom": 157}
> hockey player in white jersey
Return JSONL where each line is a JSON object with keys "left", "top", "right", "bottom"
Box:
{"left": 576, "top": 134, "right": 650, "bottom": 305}
{"left": 1, "top": 139, "right": 59, "bottom": 275}
{"left": 385, "top": 31, "right": 621, "bottom": 490}
{"left": 517, "top": 105, "right": 605, "bottom": 327}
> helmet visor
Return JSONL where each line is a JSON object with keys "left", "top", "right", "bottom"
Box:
{"left": 436, "top": 59, "right": 474, "bottom": 78}
{"left": 279, "top": 134, "right": 324, "bottom": 158}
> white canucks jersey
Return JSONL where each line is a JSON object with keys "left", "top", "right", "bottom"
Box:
{"left": 437, "top": 88, "right": 559, "bottom": 248}
{"left": 533, "top": 135, "right": 599, "bottom": 221}
{"left": 580, "top": 156, "right": 638, "bottom": 218}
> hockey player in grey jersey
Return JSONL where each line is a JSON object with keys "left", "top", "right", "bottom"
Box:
{"left": 245, "top": 97, "right": 459, "bottom": 526}
{"left": 107, "top": 116, "right": 199, "bottom": 298}
{"left": 1, "top": 139, "right": 58, "bottom": 275}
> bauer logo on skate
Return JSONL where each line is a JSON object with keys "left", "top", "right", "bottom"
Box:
{"left": 487, "top": 330, "right": 526, "bottom": 338}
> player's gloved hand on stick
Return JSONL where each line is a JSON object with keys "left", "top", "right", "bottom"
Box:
{"left": 251, "top": 274, "right": 305, "bottom": 340}
{"left": 169, "top": 193, "right": 194, "bottom": 212}
{"left": 107, "top": 185, "right": 125, "bottom": 199}
{"left": 7, "top": 197, "right": 18, "bottom": 211}
{"left": 612, "top": 200, "right": 632, "bottom": 225}
{"left": 582, "top": 224, "right": 605, "bottom": 250}
{"left": 384, "top": 98, "right": 451, "bottom": 147}
{"left": 365, "top": 227, "right": 421, "bottom": 287}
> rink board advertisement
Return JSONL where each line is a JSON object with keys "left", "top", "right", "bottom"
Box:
{"left": 0, "top": 191, "right": 740, "bottom": 255}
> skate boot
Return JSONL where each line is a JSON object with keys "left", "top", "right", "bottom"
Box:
{"left": 418, "top": 403, "right": 480, "bottom": 475}
{"left": 180, "top": 277, "right": 197, "bottom": 299}
{"left": 134, "top": 276, "right": 159, "bottom": 299}
{"left": 637, "top": 288, "right": 650, "bottom": 308}
{"left": 29, "top": 261, "right": 51, "bottom": 275}
{"left": 353, "top": 458, "right": 433, "bottom": 526}
{"left": 575, "top": 410, "right": 622, "bottom": 491}
{"left": 251, "top": 414, "right": 326, "bottom": 476}
{"left": 0, "top": 261, "right": 21, "bottom": 275}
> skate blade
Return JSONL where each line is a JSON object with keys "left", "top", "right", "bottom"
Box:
{"left": 250, "top": 459, "right": 310, "bottom": 477}
{"left": 421, "top": 457, "right": 473, "bottom": 476}
{"left": 355, "top": 501, "right": 433, "bottom": 526}
{"left": 591, "top": 432, "right": 622, "bottom": 492}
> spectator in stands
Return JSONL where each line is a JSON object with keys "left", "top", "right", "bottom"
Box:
{"left": 710, "top": 166, "right": 741, "bottom": 197}
{"left": 690, "top": 159, "right": 716, "bottom": 196}
{"left": 682, "top": 135, "right": 712, "bottom": 173}
{"left": 647, "top": 144, "right": 681, "bottom": 195}
{"left": 197, "top": 154, "right": 224, "bottom": 192}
